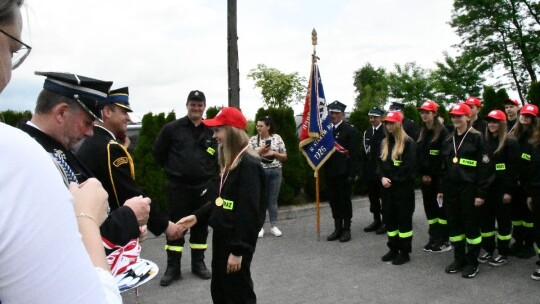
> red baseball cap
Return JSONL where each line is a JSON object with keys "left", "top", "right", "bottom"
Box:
{"left": 486, "top": 110, "right": 507, "bottom": 122}
{"left": 520, "top": 104, "right": 539, "bottom": 117}
{"left": 383, "top": 111, "right": 403, "bottom": 123}
{"left": 202, "top": 107, "right": 247, "bottom": 129}
{"left": 419, "top": 100, "right": 438, "bottom": 113}
{"left": 502, "top": 98, "right": 520, "bottom": 107}
{"left": 449, "top": 103, "right": 472, "bottom": 116}
{"left": 464, "top": 96, "right": 482, "bottom": 107}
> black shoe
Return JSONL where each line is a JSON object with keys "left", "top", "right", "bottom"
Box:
{"left": 392, "top": 252, "right": 410, "bottom": 265}
{"left": 461, "top": 264, "right": 479, "bottom": 278}
{"left": 339, "top": 230, "right": 351, "bottom": 242}
{"left": 517, "top": 245, "right": 536, "bottom": 259}
{"left": 375, "top": 224, "right": 387, "bottom": 235}
{"left": 423, "top": 239, "right": 435, "bottom": 252}
{"left": 327, "top": 219, "right": 343, "bottom": 241}
{"left": 478, "top": 252, "right": 493, "bottom": 264}
{"left": 531, "top": 269, "right": 540, "bottom": 280}
{"left": 536, "top": 260, "right": 540, "bottom": 266}
{"left": 430, "top": 241, "right": 452, "bottom": 253}
{"left": 381, "top": 250, "right": 398, "bottom": 262}
{"left": 489, "top": 255, "right": 508, "bottom": 267}
{"left": 191, "top": 250, "right": 212, "bottom": 280}
{"left": 364, "top": 221, "right": 381, "bottom": 232}
{"left": 160, "top": 252, "right": 181, "bottom": 286}
{"left": 445, "top": 261, "right": 465, "bottom": 274}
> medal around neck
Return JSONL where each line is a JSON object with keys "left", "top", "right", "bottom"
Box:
{"left": 453, "top": 157, "right": 458, "bottom": 163}
{"left": 215, "top": 197, "right": 224, "bottom": 207}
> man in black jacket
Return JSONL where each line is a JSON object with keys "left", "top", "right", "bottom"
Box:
{"left": 361, "top": 107, "right": 387, "bottom": 234}
{"left": 76, "top": 87, "right": 183, "bottom": 252}
{"left": 153, "top": 90, "right": 219, "bottom": 286}
{"left": 324, "top": 100, "right": 359, "bottom": 242}
{"left": 20, "top": 72, "right": 151, "bottom": 251}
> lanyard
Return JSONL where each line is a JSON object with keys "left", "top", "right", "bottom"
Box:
{"left": 452, "top": 127, "right": 472, "bottom": 163}
{"left": 218, "top": 144, "right": 249, "bottom": 197}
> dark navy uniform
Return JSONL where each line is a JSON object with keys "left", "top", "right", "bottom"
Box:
{"left": 478, "top": 135, "right": 519, "bottom": 258}
{"left": 194, "top": 153, "right": 265, "bottom": 304}
{"left": 473, "top": 117, "right": 487, "bottom": 134}
{"left": 20, "top": 123, "right": 140, "bottom": 248}
{"left": 154, "top": 115, "right": 218, "bottom": 259}
{"left": 77, "top": 126, "right": 169, "bottom": 237}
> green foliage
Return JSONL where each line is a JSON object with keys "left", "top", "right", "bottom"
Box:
{"left": 528, "top": 82, "right": 540, "bottom": 106}
{"left": 353, "top": 63, "right": 389, "bottom": 111}
{"left": 387, "top": 62, "right": 435, "bottom": 106}
{"left": 480, "top": 86, "right": 499, "bottom": 117}
{"left": 0, "top": 110, "right": 32, "bottom": 127}
{"left": 431, "top": 51, "right": 488, "bottom": 106}
{"left": 248, "top": 64, "right": 307, "bottom": 108}
{"left": 254, "top": 107, "right": 306, "bottom": 205}
{"left": 206, "top": 106, "right": 220, "bottom": 119}
{"left": 133, "top": 112, "right": 176, "bottom": 212}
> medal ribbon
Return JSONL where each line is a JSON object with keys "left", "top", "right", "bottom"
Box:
{"left": 452, "top": 127, "right": 472, "bottom": 159}
{"left": 218, "top": 144, "right": 249, "bottom": 197}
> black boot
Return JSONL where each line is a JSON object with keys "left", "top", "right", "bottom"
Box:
{"left": 160, "top": 251, "right": 181, "bottom": 286}
{"left": 327, "top": 219, "right": 343, "bottom": 241}
{"left": 340, "top": 220, "right": 352, "bottom": 242}
{"left": 191, "top": 249, "right": 211, "bottom": 280}
{"left": 364, "top": 214, "right": 381, "bottom": 232}
{"left": 375, "top": 224, "right": 387, "bottom": 235}
{"left": 392, "top": 251, "right": 410, "bottom": 265}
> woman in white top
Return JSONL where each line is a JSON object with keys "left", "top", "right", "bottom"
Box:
{"left": 249, "top": 116, "right": 287, "bottom": 237}
{"left": 0, "top": 1, "right": 120, "bottom": 303}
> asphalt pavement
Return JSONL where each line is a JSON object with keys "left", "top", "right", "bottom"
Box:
{"left": 122, "top": 191, "right": 540, "bottom": 304}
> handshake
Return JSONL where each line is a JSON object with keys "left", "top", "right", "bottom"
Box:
{"left": 164, "top": 215, "right": 198, "bottom": 241}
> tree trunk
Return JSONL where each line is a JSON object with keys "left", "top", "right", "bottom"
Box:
{"left": 227, "top": 0, "right": 240, "bottom": 109}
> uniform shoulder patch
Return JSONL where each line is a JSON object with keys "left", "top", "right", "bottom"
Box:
{"left": 113, "top": 157, "right": 129, "bottom": 167}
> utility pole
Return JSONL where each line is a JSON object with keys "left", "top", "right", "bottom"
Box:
{"left": 227, "top": 0, "right": 240, "bottom": 108}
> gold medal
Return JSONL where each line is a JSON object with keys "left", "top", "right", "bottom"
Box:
{"left": 453, "top": 157, "right": 458, "bottom": 164}
{"left": 215, "top": 197, "right": 224, "bottom": 207}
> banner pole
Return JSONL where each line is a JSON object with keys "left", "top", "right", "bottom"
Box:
{"left": 315, "top": 170, "right": 320, "bottom": 241}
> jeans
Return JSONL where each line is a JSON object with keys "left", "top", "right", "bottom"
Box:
{"left": 264, "top": 167, "right": 282, "bottom": 224}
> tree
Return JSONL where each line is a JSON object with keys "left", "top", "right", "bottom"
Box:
{"left": 528, "top": 82, "right": 540, "bottom": 106}
{"left": 227, "top": 0, "right": 240, "bottom": 108}
{"left": 247, "top": 64, "right": 307, "bottom": 108}
{"left": 352, "top": 63, "right": 389, "bottom": 112}
{"left": 0, "top": 110, "right": 32, "bottom": 127}
{"left": 450, "top": 0, "right": 540, "bottom": 103}
{"left": 387, "top": 62, "right": 434, "bottom": 106}
{"left": 431, "top": 51, "right": 488, "bottom": 106}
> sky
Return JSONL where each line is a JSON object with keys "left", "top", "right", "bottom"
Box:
{"left": 1, "top": 0, "right": 460, "bottom": 122}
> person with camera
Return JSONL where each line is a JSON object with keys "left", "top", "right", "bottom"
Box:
{"left": 249, "top": 115, "right": 287, "bottom": 238}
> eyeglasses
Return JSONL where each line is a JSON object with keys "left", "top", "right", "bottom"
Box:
{"left": 0, "top": 28, "right": 32, "bottom": 70}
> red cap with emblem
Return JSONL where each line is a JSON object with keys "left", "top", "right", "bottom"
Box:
{"left": 486, "top": 110, "right": 507, "bottom": 122}
{"left": 383, "top": 111, "right": 403, "bottom": 123}
{"left": 419, "top": 100, "right": 438, "bottom": 113}
{"left": 520, "top": 104, "right": 539, "bottom": 117}
{"left": 202, "top": 107, "right": 247, "bottom": 129}
{"left": 449, "top": 103, "right": 472, "bottom": 116}
{"left": 464, "top": 96, "right": 482, "bottom": 108}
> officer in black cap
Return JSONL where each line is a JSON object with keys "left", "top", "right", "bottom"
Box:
{"left": 77, "top": 87, "right": 184, "bottom": 252}
{"left": 324, "top": 100, "right": 359, "bottom": 242}
{"left": 154, "top": 89, "right": 218, "bottom": 285}
{"left": 361, "top": 107, "right": 387, "bottom": 234}
{"left": 389, "top": 101, "right": 419, "bottom": 141}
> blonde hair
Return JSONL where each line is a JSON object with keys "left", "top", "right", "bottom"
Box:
{"left": 217, "top": 125, "right": 256, "bottom": 172}
{"left": 485, "top": 120, "right": 508, "bottom": 154}
{"left": 381, "top": 121, "right": 409, "bottom": 161}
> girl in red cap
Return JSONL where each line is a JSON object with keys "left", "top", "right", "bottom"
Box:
{"left": 477, "top": 110, "right": 519, "bottom": 267}
{"left": 508, "top": 104, "right": 538, "bottom": 259}
{"left": 524, "top": 115, "right": 540, "bottom": 280}
{"left": 437, "top": 103, "right": 489, "bottom": 278}
{"left": 178, "top": 107, "right": 266, "bottom": 304}
{"left": 378, "top": 111, "right": 417, "bottom": 265}
{"left": 416, "top": 100, "right": 451, "bottom": 253}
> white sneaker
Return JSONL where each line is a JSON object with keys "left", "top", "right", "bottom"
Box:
{"left": 258, "top": 228, "right": 264, "bottom": 238}
{"left": 270, "top": 226, "right": 282, "bottom": 237}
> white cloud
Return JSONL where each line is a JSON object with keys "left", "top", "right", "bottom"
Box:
{"left": 1, "top": 0, "right": 460, "bottom": 120}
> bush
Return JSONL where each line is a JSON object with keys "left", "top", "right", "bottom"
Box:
{"left": 1, "top": 110, "right": 32, "bottom": 127}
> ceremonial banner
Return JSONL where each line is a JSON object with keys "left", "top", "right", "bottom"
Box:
{"left": 299, "top": 61, "right": 335, "bottom": 170}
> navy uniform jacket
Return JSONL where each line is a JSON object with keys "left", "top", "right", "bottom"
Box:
{"left": 77, "top": 126, "right": 169, "bottom": 236}
{"left": 20, "top": 123, "right": 140, "bottom": 248}
{"left": 194, "top": 153, "right": 266, "bottom": 257}
{"left": 324, "top": 121, "right": 359, "bottom": 180}
{"left": 361, "top": 124, "right": 385, "bottom": 181}
{"left": 153, "top": 116, "right": 218, "bottom": 187}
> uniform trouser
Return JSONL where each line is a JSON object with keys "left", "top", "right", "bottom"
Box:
{"left": 511, "top": 188, "right": 534, "bottom": 245}
{"left": 420, "top": 177, "right": 448, "bottom": 241}
{"left": 211, "top": 231, "right": 256, "bottom": 304}
{"left": 326, "top": 174, "right": 353, "bottom": 221}
{"left": 382, "top": 181, "right": 415, "bottom": 253}
{"left": 531, "top": 195, "right": 540, "bottom": 256}
{"left": 478, "top": 182, "right": 512, "bottom": 255}
{"left": 165, "top": 181, "right": 213, "bottom": 252}
{"left": 263, "top": 167, "right": 282, "bottom": 224}
{"left": 444, "top": 182, "right": 482, "bottom": 266}
{"left": 366, "top": 179, "right": 383, "bottom": 219}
